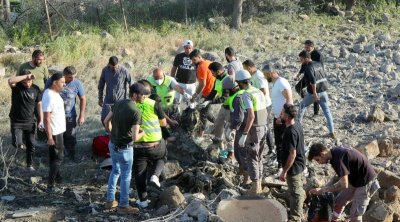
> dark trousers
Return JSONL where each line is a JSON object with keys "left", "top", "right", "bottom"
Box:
{"left": 198, "top": 103, "right": 215, "bottom": 132}
{"left": 134, "top": 140, "right": 167, "bottom": 201}
{"left": 48, "top": 133, "right": 64, "bottom": 186}
{"left": 273, "top": 118, "right": 286, "bottom": 168}
{"left": 265, "top": 106, "right": 274, "bottom": 152}
{"left": 64, "top": 116, "right": 77, "bottom": 159}
{"left": 11, "top": 121, "right": 36, "bottom": 166}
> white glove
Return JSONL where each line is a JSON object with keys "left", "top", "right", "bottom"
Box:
{"left": 198, "top": 100, "right": 211, "bottom": 109}
{"left": 183, "top": 92, "right": 192, "bottom": 101}
{"left": 238, "top": 134, "right": 247, "bottom": 147}
{"left": 225, "top": 127, "right": 235, "bottom": 142}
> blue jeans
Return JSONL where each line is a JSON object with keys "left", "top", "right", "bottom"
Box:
{"left": 298, "top": 91, "right": 334, "bottom": 134}
{"left": 106, "top": 142, "right": 133, "bottom": 207}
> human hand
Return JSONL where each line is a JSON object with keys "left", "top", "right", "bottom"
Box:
{"left": 238, "top": 134, "right": 247, "bottom": 147}
{"left": 198, "top": 100, "right": 211, "bottom": 109}
{"left": 313, "top": 94, "right": 320, "bottom": 102}
{"left": 26, "top": 74, "right": 36, "bottom": 80}
{"left": 225, "top": 128, "right": 235, "bottom": 142}
{"left": 279, "top": 171, "right": 287, "bottom": 182}
{"left": 47, "top": 137, "right": 55, "bottom": 146}
{"left": 309, "top": 188, "right": 323, "bottom": 195}
{"left": 78, "top": 116, "right": 85, "bottom": 126}
{"left": 169, "top": 119, "right": 179, "bottom": 127}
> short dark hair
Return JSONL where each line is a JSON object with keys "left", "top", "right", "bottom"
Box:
{"left": 299, "top": 50, "right": 311, "bottom": 59}
{"left": 225, "top": 47, "right": 235, "bottom": 57}
{"left": 283, "top": 103, "right": 297, "bottom": 119}
{"left": 189, "top": 49, "right": 201, "bottom": 59}
{"left": 109, "top": 56, "right": 119, "bottom": 66}
{"left": 51, "top": 72, "right": 64, "bottom": 83}
{"left": 308, "top": 143, "right": 327, "bottom": 161}
{"left": 208, "top": 62, "right": 224, "bottom": 72}
{"left": 242, "top": 59, "right": 255, "bottom": 68}
{"left": 137, "top": 79, "right": 151, "bottom": 88}
{"left": 129, "top": 82, "right": 150, "bottom": 97}
{"left": 32, "top": 49, "right": 44, "bottom": 58}
{"left": 304, "top": 40, "right": 314, "bottom": 46}
{"left": 63, "top": 66, "right": 76, "bottom": 75}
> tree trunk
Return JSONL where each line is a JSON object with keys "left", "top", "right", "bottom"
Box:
{"left": 3, "top": 0, "right": 10, "bottom": 23}
{"left": 231, "top": 0, "right": 243, "bottom": 29}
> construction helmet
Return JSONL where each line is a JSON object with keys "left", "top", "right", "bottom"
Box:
{"left": 235, "top": 70, "right": 252, "bottom": 81}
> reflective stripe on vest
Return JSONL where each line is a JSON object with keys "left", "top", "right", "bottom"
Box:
{"left": 147, "top": 75, "right": 175, "bottom": 110}
{"left": 136, "top": 98, "right": 162, "bottom": 142}
{"left": 214, "top": 74, "right": 229, "bottom": 97}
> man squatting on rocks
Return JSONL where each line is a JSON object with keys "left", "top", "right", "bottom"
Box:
{"left": 45, "top": 66, "right": 86, "bottom": 160}
{"left": 278, "top": 103, "right": 306, "bottom": 222}
{"left": 103, "top": 83, "right": 145, "bottom": 214}
{"left": 42, "top": 73, "right": 66, "bottom": 193}
{"left": 308, "top": 143, "right": 380, "bottom": 222}
{"left": 8, "top": 71, "right": 43, "bottom": 171}
{"left": 228, "top": 69, "right": 268, "bottom": 195}
{"left": 98, "top": 56, "right": 132, "bottom": 125}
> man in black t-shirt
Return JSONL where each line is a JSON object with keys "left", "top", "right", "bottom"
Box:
{"left": 308, "top": 143, "right": 380, "bottom": 222}
{"left": 278, "top": 103, "right": 305, "bottom": 222}
{"left": 170, "top": 40, "right": 197, "bottom": 106}
{"left": 8, "top": 71, "right": 42, "bottom": 170}
{"left": 298, "top": 50, "right": 335, "bottom": 139}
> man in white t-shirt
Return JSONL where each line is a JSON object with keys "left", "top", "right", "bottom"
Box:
{"left": 42, "top": 72, "right": 66, "bottom": 193}
{"left": 262, "top": 64, "right": 293, "bottom": 175}
{"left": 243, "top": 59, "right": 274, "bottom": 155}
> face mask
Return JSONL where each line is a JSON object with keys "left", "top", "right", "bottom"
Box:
{"left": 155, "top": 79, "right": 163, "bottom": 85}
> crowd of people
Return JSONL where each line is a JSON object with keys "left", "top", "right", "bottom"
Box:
{"left": 7, "top": 40, "right": 380, "bottom": 221}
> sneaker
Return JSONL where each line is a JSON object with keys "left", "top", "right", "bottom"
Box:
{"left": 136, "top": 199, "right": 149, "bottom": 208}
{"left": 46, "top": 186, "right": 61, "bottom": 194}
{"left": 105, "top": 200, "right": 118, "bottom": 209}
{"left": 117, "top": 206, "right": 139, "bottom": 214}
{"left": 150, "top": 175, "right": 161, "bottom": 188}
{"left": 27, "top": 166, "right": 35, "bottom": 171}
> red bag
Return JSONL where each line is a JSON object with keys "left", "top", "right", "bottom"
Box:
{"left": 92, "top": 135, "right": 110, "bottom": 158}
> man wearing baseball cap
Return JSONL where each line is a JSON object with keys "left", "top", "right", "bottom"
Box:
{"left": 170, "top": 40, "right": 197, "bottom": 108}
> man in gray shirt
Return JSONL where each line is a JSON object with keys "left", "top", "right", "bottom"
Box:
{"left": 225, "top": 47, "right": 243, "bottom": 77}
{"left": 98, "top": 56, "right": 132, "bottom": 124}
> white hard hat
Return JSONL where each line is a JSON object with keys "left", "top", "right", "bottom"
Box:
{"left": 99, "top": 158, "right": 112, "bottom": 169}
{"left": 235, "top": 70, "right": 251, "bottom": 81}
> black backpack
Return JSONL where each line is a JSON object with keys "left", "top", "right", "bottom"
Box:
{"left": 307, "top": 192, "right": 335, "bottom": 222}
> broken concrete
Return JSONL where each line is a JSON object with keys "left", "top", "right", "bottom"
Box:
{"left": 157, "top": 185, "right": 185, "bottom": 208}
{"left": 356, "top": 140, "right": 380, "bottom": 160}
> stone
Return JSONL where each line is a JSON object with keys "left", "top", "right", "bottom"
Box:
{"left": 72, "top": 31, "right": 82, "bottom": 36}
{"left": 261, "top": 176, "right": 287, "bottom": 187}
{"left": 217, "top": 196, "right": 287, "bottom": 222}
{"left": 1, "top": 195, "right": 15, "bottom": 201}
{"left": 377, "top": 169, "right": 400, "bottom": 189}
{"left": 357, "top": 35, "right": 368, "bottom": 43}
{"left": 185, "top": 200, "right": 210, "bottom": 222}
{"left": 391, "top": 84, "right": 400, "bottom": 97}
{"left": 349, "top": 53, "right": 358, "bottom": 64}
{"left": 202, "top": 52, "right": 221, "bottom": 62}
{"left": 352, "top": 44, "right": 364, "bottom": 53}
{"left": 380, "top": 63, "right": 393, "bottom": 74}
{"left": 163, "top": 160, "right": 184, "bottom": 180}
{"left": 29, "top": 176, "right": 42, "bottom": 184}
{"left": 73, "top": 190, "right": 83, "bottom": 202}
{"left": 48, "top": 65, "right": 63, "bottom": 75}
{"left": 379, "top": 34, "right": 391, "bottom": 42}
{"left": 11, "top": 207, "right": 46, "bottom": 218}
{"left": 155, "top": 205, "right": 170, "bottom": 216}
{"left": 0, "top": 66, "right": 6, "bottom": 77}
{"left": 123, "top": 61, "right": 134, "bottom": 70}
{"left": 121, "top": 48, "right": 132, "bottom": 57}
{"left": 340, "top": 47, "right": 350, "bottom": 59}
{"left": 393, "top": 52, "right": 400, "bottom": 65}
{"left": 101, "top": 31, "right": 113, "bottom": 39}
{"left": 382, "top": 13, "right": 390, "bottom": 23}
{"left": 365, "top": 44, "right": 376, "bottom": 54}
{"left": 299, "top": 14, "right": 310, "bottom": 20}
{"left": 368, "top": 105, "right": 385, "bottom": 123}
{"left": 356, "top": 140, "right": 380, "bottom": 160}
{"left": 158, "top": 185, "right": 185, "bottom": 208}
{"left": 384, "top": 110, "right": 399, "bottom": 121}
{"left": 384, "top": 186, "right": 400, "bottom": 203}
{"left": 369, "top": 204, "right": 393, "bottom": 222}
{"left": 378, "top": 138, "right": 394, "bottom": 157}
{"left": 208, "top": 214, "right": 224, "bottom": 222}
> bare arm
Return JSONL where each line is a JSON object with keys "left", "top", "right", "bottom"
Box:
{"left": 282, "top": 88, "right": 293, "bottom": 105}
{"left": 78, "top": 96, "right": 87, "bottom": 126}
{"left": 103, "top": 110, "right": 113, "bottom": 133}
{"left": 132, "top": 124, "right": 144, "bottom": 142}
{"left": 310, "top": 175, "right": 349, "bottom": 195}
{"left": 170, "top": 66, "right": 178, "bottom": 78}
{"left": 174, "top": 84, "right": 185, "bottom": 95}
{"left": 8, "top": 74, "right": 35, "bottom": 88}
{"left": 44, "top": 112, "right": 55, "bottom": 145}
{"left": 243, "top": 108, "right": 255, "bottom": 134}
{"left": 36, "top": 102, "right": 43, "bottom": 125}
{"left": 159, "top": 118, "right": 167, "bottom": 127}
{"left": 282, "top": 149, "right": 296, "bottom": 174}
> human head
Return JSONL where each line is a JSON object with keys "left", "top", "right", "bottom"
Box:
{"left": 304, "top": 40, "right": 315, "bottom": 52}
{"left": 235, "top": 69, "right": 251, "bottom": 90}
{"left": 262, "top": 63, "right": 276, "bottom": 83}
{"left": 31, "top": 49, "right": 45, "bottom": 67}
{"left": 280, "top": 103, "right": 297, "bottom": 124}
{"left": 225, "top": 47, "right": 236, "bottom": 63}
{"left": 242, "top": 59, "right": 257, "bottom": 74}
{"left": 108, "top": 56, "right": 119, "bottom": 71}
{"left": 63, "top": 66, "right": 77, "bottom": 84}
{"left": 189, "top": 49, "right": 202, "bottom": 65}
{"left": 129, "top": 82, "right": 150, "bottom": 103}
{"left": 223, "top": 76, "right": 238, "bottom": 95}
{"left": 137, "top": 79, "right": 153, "bottom": 96}
{"left": 208, "top": 62, "right": 224, "bottom": 78}
{"left": 298, "top": 50, "right": 312, "bottom": 64}
{"left": 21, "top": 70, "right": 33, "bottom": 88}
{"left": 183, "top": 40, "right": 194, "bottom": 55}
{"left": 308, "top": 143, "right": 330, "bottom": 164}
{"left": 50, "top": 72, "right": 65, "bottom": 92}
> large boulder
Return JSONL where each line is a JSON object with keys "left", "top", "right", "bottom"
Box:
{"left": 157, "top": 185, "right": 185, "bottom": 208}
{"left": 162, "top": 160, "right": 184, "bottom": 180}
{"left": 185, "top": 200, "right": 210, "bottom": 222}
{"left": 356, "top": 140, "right": 380, "bottom": 160}
{"left": 368, "top": 105, "right": 385, "bottom": 123}
{"left": 378, "top": 138, "right": 394, "bottom": 157}
{"left": 377, "top": 170, "right": 400, "bottom": 189}
{"left": 384, "top": 186, "right": 400, "bottom": 203}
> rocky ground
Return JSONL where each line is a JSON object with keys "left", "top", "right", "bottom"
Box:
{"left": 0, "top": 11, "right": 400, "bottom": 222}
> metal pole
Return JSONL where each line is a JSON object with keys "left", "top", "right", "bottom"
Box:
{"left": 119, "top": 0, "right": 128, "bottom": 34}
{"left": 44, "top": 0, "right": 53, "bottom": 40}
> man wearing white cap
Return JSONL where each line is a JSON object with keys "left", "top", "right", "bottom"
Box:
{"left": 171, "top": 40, "right": 197, "bottom": 105}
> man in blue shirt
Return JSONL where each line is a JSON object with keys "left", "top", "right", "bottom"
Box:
{"left": 47, "top": 66, "right": 86, "bottom": 160}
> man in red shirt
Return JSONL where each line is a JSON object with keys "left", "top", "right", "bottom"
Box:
{"left": 189, "top": 49, "right": 216, "bottom": 137}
